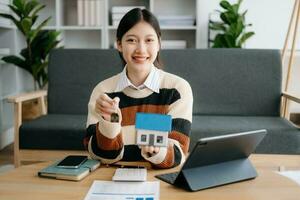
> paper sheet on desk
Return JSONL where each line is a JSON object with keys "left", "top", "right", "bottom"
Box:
{"left": 277, "top": 170, "right": 300, "bottom": 186}
{"left": 84, "top": 180, "right": 160, "bottom": 200}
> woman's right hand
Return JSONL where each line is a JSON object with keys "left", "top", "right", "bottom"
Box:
{"left": 95, "top": 93, "right": 121, "bottom": 122}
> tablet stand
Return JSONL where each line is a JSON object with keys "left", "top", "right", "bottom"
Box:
{"left": 174, "top": 158, "right": 257, "bottom": 191}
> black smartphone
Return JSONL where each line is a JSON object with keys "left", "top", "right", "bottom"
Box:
{"left": 56, "top": 155, "right": 88, "bottom": 169}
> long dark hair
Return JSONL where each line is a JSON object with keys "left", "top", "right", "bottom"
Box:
{"left": 116, "top": 8, "right": 163, "bottom": 68}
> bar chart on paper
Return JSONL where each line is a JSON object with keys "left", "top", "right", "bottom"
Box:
{"left": 84, "top": 180, "right": 160, "bottom": 200}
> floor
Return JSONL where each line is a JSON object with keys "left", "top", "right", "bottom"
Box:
{"left": 0, "top": 144, "right": 41, "bottom": 174}
{"left": 0, "top": 144, "right": 14, "bottom": 174}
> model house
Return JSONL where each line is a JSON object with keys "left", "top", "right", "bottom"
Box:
{"left": 135, "top": 113, "right": 172, "bottom": 147}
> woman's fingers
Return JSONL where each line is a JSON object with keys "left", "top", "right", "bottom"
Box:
{"left": 153, "top": 147, "right": 160, "bottom": 153}
{"left": 100, "top": 93, "right": 113, "bottom": 103}
{"left": 112, "top": 97, "right": 120, "bottom": 112}
{"left": 97, "top": 98, "right": 112, "bottom": 108}
{"left": 99, "top": 106, "right": 116, "bottom": 114}
{"left": 143, "top": 145, "right": 149, "bottom": 153}
{"left": 95, "top": 94, "right": 120, "bottom": 115}
{"left": 113, "top": 97, "right": 120, "bottom": 105}
{"left": 142, "top": 146, "right": 160, "bottom": 155}
{"left": 95, "top": 102, "right": 113, "bottom": 114}
{"left": 101, "top": 113, "right": 111, "bottom": 121}
{"left": 148, "top": 146, "right": 154, "bottom": 153}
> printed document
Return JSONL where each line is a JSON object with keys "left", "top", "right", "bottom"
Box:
{"left": 277, "top": 170, "right": 300, "bottom": 186}
{"left": 84, "top": 180, "right": 160, "bottom": 200}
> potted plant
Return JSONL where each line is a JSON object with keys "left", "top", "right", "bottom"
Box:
{"left": 0, "top": 0, "right": 61, "bottom": 90}
{"left": 0, "top": 0, "right": 61, "bottom": 120}
{"left": 209, "top": 0, "right": 254, "bottom": 48}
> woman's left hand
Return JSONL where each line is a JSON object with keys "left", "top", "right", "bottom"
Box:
{"left": 141, "top": 145, "right": 160, "bottom": 157}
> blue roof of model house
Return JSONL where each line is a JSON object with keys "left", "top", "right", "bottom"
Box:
{"left": 135, "top": 113, "right": 172, "bottom": 132}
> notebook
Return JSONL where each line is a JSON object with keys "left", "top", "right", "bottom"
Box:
{"left": 38, "top": 159, "right": 100, "bottom": 181}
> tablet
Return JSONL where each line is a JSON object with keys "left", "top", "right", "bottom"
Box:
{"left": 156, "top": 129, "right": 267, "bottom": 191}
{"left": 183, "top": 129, "right": 267, "bottom": 170}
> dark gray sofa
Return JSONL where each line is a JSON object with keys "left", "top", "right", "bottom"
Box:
{"left": 19, "top": 49, "right": 300, "bottom": 155}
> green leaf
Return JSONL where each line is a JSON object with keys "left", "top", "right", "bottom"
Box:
{"left": 32, "top": 15, "right": 38, "bottom": 25}
{"left": 234, "top": 0, "right": 243, "bottom": 13}
{"left": 31, "top": 63, "right": 40, "bottom": 81}
{"left": 29, "top": 20, "right": 52, "bottom": 43}
{"left": 238, "top": 31, "right": 255, "bottom": 47}
{"left": 37, "top": 67, "right": 48, "bottom": 89}
{"left": 209, "top": 22, "right": 227, "bottom": 31}
{"left": 0, "top": 13, "right": 15, "bottom": 21}
{"left": 232, "top": 4, "right": 239, "bottom": 14}
{"left": 1, "top": 55, "right": 32, "bottom": 73}
{"left": 231, "top": 17, "right": 244, "bottom": 37}
{"left": 220, "top": 12, "right": 228, "bottom": 24}
{"left": 44, "top": 40, "right": 60, "bottom": 56}
{"left": 36, "top": 62, "right": 48, "bottom": 75}
{"left": 220, "top": 1, "right": 232, "bottom": 11}
{"left": 220, "top": 12, "right": 237, "bottom": 24}
{"left": 0, "top": 13, "right": 21, "bottom": 29}
{"left": 15, "top": 21, "right": 25, "bottom": 34}
{"left": 44, "top": 32, "right": 60, "bottom": 57}
{"left": 224, "top": 34, "right": 236, "bottom": 47}
{"left": 21, "top": 18, "right": 32, "bottom": 35}
{"left": 30, "top": 30, "right": 60, "bottom": 61}
{"left": 212, "top": 34, "right": 227, "bottom": 48}
{"left": 227, "top": 23, "right": 237, "bottom": 37}
{"left": 242, "top": 10, "right": 247, "bottom": 19}
{"left": 237, "top": 0, "right": 243, "bottom": 8}
{"left": 8, "top": 5, "right": 23, "bottom": 18}
{"left": 13, "top": 0, "right": 24, "bottom": 13}
{"left": 31, "top": 4, "right": 45, "bottom": 18}
{"left": 20, "top": 48, "right": 29, "bottom": 60}
{"left": 28, "top": 29, "right": 37, "bottom": 42}
{"left": 35, "top": 17, "right": 51, "bottom": 32}
{"left": 24, "top": 0, "right": 39, "bottom": 16}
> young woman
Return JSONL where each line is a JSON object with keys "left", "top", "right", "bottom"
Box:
{"left": 84, "top": 8, "right": 193, "bottom": 169}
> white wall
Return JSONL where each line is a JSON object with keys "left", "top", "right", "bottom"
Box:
{"left": 242, "top": 0, "right": 294, "bottom": 49}
{"left": 0, "top": 29, "right": 34, "bottom": 150}
{"left": 283, "top": 54, "right": 300, "bottom": 113}
{"left": 0, "top": 66, "right": 34, "bottom": 150}
{"left": 198, "top": 0, "right": 294, "bottom": 49}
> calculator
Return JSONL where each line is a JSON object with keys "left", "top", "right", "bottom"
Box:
{"left": 112, "top": 167, "right": 147, "bottom": 182}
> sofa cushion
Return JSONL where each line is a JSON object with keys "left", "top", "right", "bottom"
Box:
{"left": 20, "top": 114, "right": 86, "bottom": 150}
{"left": 48, "top": 49, "right": 122, "bottom": 115}
{"left": 20, "top": 114, "right": 300, "bottom": 154}
{"left": 191, "top": 116, "right": 300, "bottom": 154}
{"left": 161, "top": 49, "right": 282, "bottom": 116}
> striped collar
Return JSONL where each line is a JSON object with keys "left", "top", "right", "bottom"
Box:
{"left": 115, "top": 64, "right": 160, "bottom": 93}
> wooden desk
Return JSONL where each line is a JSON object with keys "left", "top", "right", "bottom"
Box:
{"left": 0, "top": 154, "right": 300, "bottom": 200}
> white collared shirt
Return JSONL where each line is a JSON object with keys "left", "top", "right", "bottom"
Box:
{"left": 115, "top": 64, "right": 161, "bottom": 93}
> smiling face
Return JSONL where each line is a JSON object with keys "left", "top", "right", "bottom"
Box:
{"left": 117, "top": 21, "right": 160, "bottom": 75}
